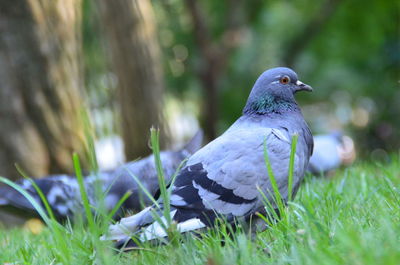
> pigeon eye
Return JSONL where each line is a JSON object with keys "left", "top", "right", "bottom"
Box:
{"left": 280, "top": 75, "right": 290, "bottom": 85}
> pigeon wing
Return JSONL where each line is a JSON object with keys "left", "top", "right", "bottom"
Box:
{"left": 169, "top": 126, "right": 304, "bottom": 225}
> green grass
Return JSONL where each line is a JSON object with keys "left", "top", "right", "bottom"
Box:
{"left": 1, "top": 153, "right": 399, "bottom": 264}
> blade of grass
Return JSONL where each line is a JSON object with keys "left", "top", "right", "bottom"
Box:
{"left": 263, "top": 137, "right": 284, "bottom": 211}
{"left": 81, "top": 108, "right": 99, "bottom": 173}
{"left": 106, "top": 190, "right": 133, "bottom": 220}
{"left": 167, "top": 158, "right": 187, "bottom": 196}
{"left": 11, "top": 166, "right": 72, "bottom": 263}
{"left": 15, "top": 164, "right": 57, "bottom": 222}
{"left": 288, "top": 133, "right": 298, "bottom": 202}
{"left": 124, "top": 166, "right": 160, "bottom": 209}
{"left": 150, "top": 128, "right": 171, "bottom": 225}
{"left": 0, "top": 179, "right": 72, "bottom": 264}
{"left": 73, "top": 153, "right": 95, "bottom": 232}
{"left": 0, "top": 177, "right": 50, "bottom": 225}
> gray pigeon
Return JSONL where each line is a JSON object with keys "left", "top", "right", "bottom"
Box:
{"left": 307, "top": 132, "right": 355, "bottom": 175}
{"left": 102, "top": 67, "right": 314, "bottom": 245}
{"left": 0, "top": 131, "right": 203, "bottom": 221}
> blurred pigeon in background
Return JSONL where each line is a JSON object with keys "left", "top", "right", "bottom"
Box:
{"left": 308, "top": 132, "right": 355, "bottom": 175}
{"left": 0, "top": 131, "right": 203, "bottom": 222}
{"left": 102, "top": 67, "right": 314, "bottom": 247}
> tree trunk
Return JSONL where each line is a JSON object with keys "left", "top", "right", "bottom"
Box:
{"left": 199, "top": 65, "right": 219, "bottom": 141}
{"left": 0, "top": 0, "right": 87, "bottom": 180}
{"left": 96, "top": 0, "right": 170, "bottom": 161}
{"left": 185, "top": 0, "right": 244, "bottom": 141}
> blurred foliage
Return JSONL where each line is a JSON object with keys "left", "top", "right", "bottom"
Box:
{"left": 82, "top": 0, "right": 399, "bottom": 157}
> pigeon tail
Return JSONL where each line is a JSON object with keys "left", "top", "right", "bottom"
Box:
{"left": 182, "top": 129, "right": 204, "bottom": 155}
{"left": 101, "top": 204, "right": 209, "bottom": 248}
{"left": 101, "top": 206, "right": 155, "bottom": 242}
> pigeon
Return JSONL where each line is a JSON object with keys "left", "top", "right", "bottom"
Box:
{"left": 307, "top": 132, "right": 355, "bottom": 175}
{"left": 0, "top": 131, "right": 203, "bottom": 221}
{"left": 102, "top": 67, "right": 314, "bottom": 246}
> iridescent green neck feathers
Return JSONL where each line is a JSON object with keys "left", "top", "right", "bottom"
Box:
{"left": 243, "top": 94, "right": 298, "bottom": 115}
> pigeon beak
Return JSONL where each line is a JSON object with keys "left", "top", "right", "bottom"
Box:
{"left": 295, "top": 80, "right": 313, "bottom": 93}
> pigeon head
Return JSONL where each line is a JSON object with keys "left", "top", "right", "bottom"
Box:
{"left": 243, "top": 67, "right": 312, "bottom": 115}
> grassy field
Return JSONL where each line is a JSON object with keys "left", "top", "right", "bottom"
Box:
{"left": 0, "top": 156, "right": 399, "bottom": 265}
